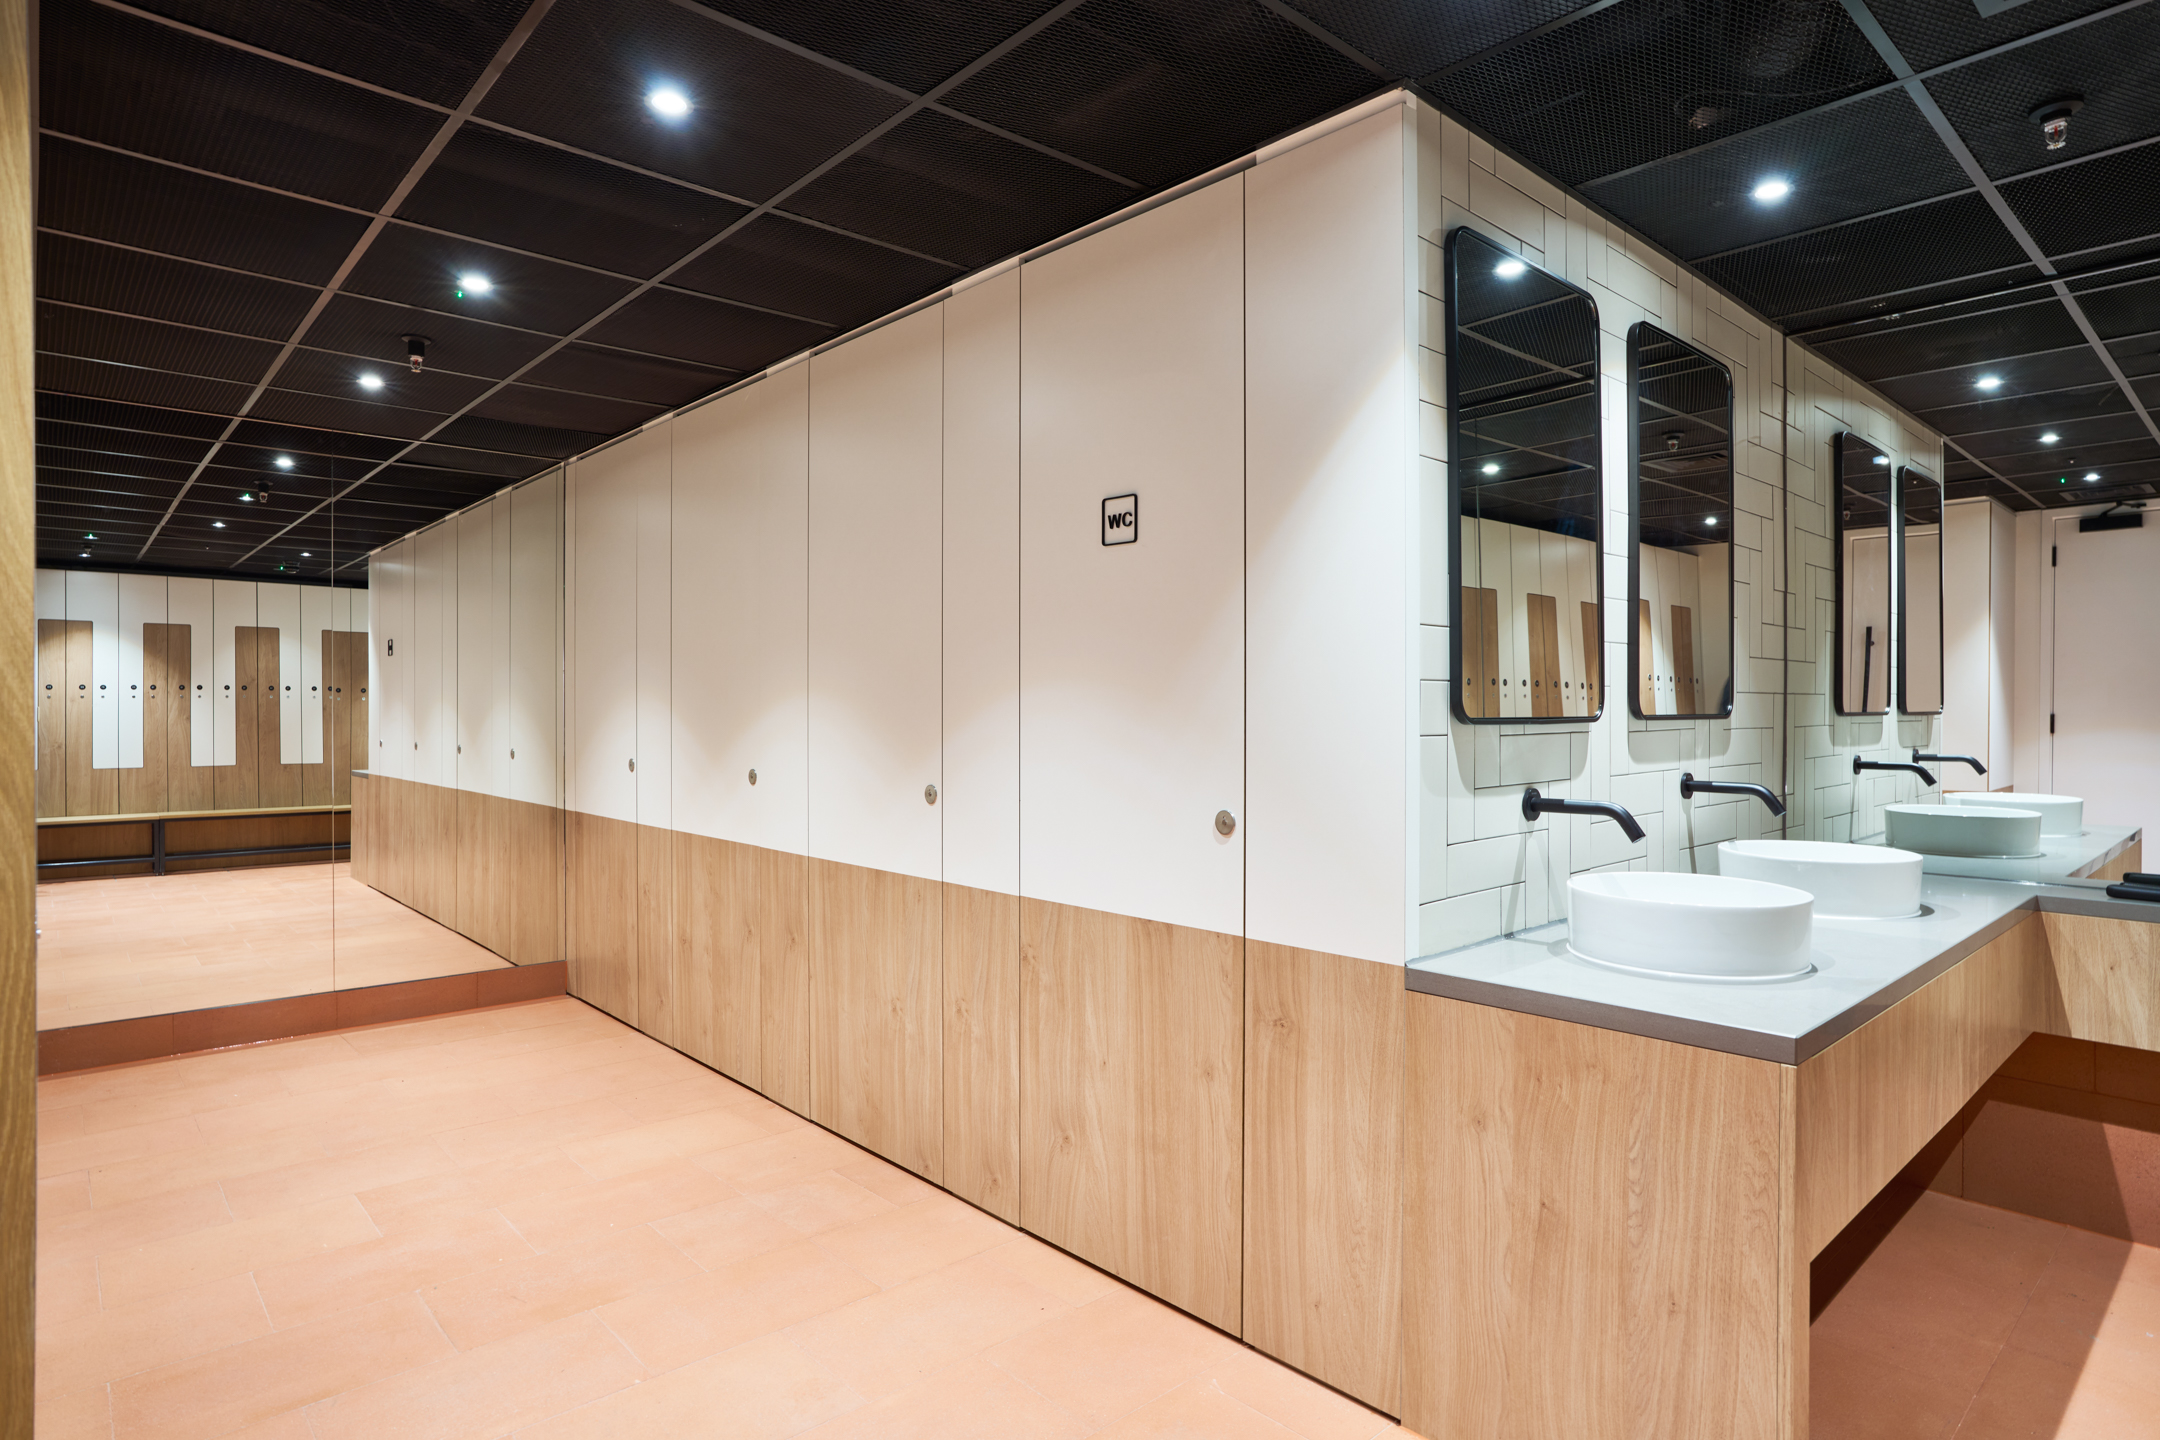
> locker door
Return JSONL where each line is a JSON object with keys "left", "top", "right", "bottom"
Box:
{"left": 1016, "top": 176, "right": 1245, "bottom": 1332}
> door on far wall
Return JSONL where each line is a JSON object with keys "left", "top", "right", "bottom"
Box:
{"left": 2052, "top": 514, "right": 2160, "bottom": 835}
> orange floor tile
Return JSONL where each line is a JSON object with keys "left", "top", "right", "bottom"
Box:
{"left": 36, "top": 863, "right": 508, "bottom": 1030}
{"left": 34, "top": 999, "right": 1406, "bottom": 1440}
{"left": 1812, "top": 1189, "right": 2160, "bottom": 1438}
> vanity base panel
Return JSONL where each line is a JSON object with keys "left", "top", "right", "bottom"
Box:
{"left": 2042, "top": 910, "right": 2160, "bottom": 1051}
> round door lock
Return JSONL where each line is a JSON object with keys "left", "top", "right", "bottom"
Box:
{"left": 747, "top": 768, "right": 758, "bottom": 786}
{"left": 628, "top": 758, "right": 635, "bottom": 772}
{"left": 1215, "top": 809, "right": 1238, "bottom": 837}
{"left": 924, "top": 784, "right": 938, "bottom": 806}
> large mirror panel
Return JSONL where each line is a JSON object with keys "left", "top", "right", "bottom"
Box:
{"left": 1627, "top": 323, "right": 1734, "bottom": 719}
{"left": 1446, "top": 227, "right": 1604, "bottom": 724}
{"left": 1896, "top": 464, "right": 1944, "bottom": 716}
{"left": 1833, "top": 431, "right": 1893, "bottom": 716}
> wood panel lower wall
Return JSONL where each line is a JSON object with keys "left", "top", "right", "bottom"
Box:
{"left": 354, "top": 775, "right": 562, "bottom": 970}
{"left": 944, "top": 884, "right": 1019, "bottom": 1223}
{"left": 810, "top": 858, "right": 942, "bottom": 1182}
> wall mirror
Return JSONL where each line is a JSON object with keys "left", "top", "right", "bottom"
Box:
{"left": 1446, "top": 227, "right": 1603, "bottom": 724}
{"left": 1626, "top": 323, "right": 1734, "bottom": 719}
{"left": 1833, "top": 431, "right": 1893, "bottom": 716}
{"left": 1896, "top": 464, "right": 1944, "bottom": 715}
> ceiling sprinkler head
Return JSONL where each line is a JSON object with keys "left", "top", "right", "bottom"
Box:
{"left": 403, "top": 334, "right": 430, "bottom": 375}
{"left": 1664, "top": 432, "right": 1683, "bottom": 453}
{"left": 2030, "top": 96, "right": 2084, "bottom": 151}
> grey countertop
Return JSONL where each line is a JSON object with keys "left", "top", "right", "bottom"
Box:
{"left": 1852, "top": 824, "right": 2140, "bottom": 885}
{"left": 1405, "top": 867, "right": 2160, "bottom": 1064}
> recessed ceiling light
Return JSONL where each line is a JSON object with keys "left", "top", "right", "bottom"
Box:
{"left": 239, "top": 492, "right": 254, "bottom": 502}
{"left": 456, "top": 272, "right": 492, "bottom": 297}
{"left": 2039, "top": 432, "right": 2059, "bottom": 444}
{"left": 1493, "top": 258, "right": 1527, "bottom": 279}
{"left": 2085, "top": 471, "right": 2101, "bottom": 482}
{"left": 212, "top": 521, "right": 226, "bottom": 528}
{"left": 647, "top": 86, "right": 691, "bottom": 119}
{"left": 1751, "top": 178, "right": 1792, "bottom": 203}
{"left": 301, "top": 552, "right": 311, "bottom": 557}
{"left": 1975, "top": 374, "right": 2003, "bottom": 390}
{"left": 84, "top": 533, "right": 95, "bottom": 540}
{"left": 358, "top": 373, "right": 384, "bottom": 391}
{"left": 78, "top": 551, "right": 89, "bottom": 558}
{"left": 274, "top": 455, "right": 294, "bottom": 469}
{"left": 1481, "top": 462, "right": 1500, "bottom": 474}
{"left": 1705, "top": 516, "right": 1719, "bottom": 526}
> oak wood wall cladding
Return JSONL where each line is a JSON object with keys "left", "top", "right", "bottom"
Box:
{"left": 810, "top": 859, "right": 943, "bottom": 1181}
{"left": 635, "top": 823, "right": 677, "bottom": 1052}
{"left": 755, "top": 844, "right": 812, "bottom": 1115}
{"left": 1020, "top": 897, "right": 1244, "bottom": 1334}
{"left": 508, "top": 796, "right": 562, "bottom": 969}
{"left": 1401, "top": 993, "right": 1791, "bottom": 1440}
{"left": 118, "top": 622, "right": 166, "bottom": 815}
{"left": 1793, "top": 916, "right": 2057, "bottom": 1260}
{"left": 2042, "top": 910, "right": 2160, "bottom": 1051}
{"left": 1243, "top": 943, "right": 1404, "bottom": 1413}
{"left": 33, "top": 620, "right": 62, "bottom": 816}
{"left": 63, "top": 620, "right": 112, "bottom": 816}
{"left": 668, "top": 832, "right": 746, "bottom": 1079}
{"left": 943, "top": 883, "right": 1020, "bottom": 1223}
{"left": 567, "top": 809, "right": 638, "bottom": 1025}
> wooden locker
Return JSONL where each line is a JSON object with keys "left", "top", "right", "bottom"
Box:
{"left": 1672, "top": 604, "right": 1698, "bottom": 714}
{"left": 216, "top": 626, "right": 259, "bottom": 811}
{"left": 1580, "top": 602, "right": 1601, "bottom": 715}
{"left": 1526, "top": 593, "right": 1560, "bottom": 718}
{"left": 1461, "top": 586, "right": 1499, "bottom": 719}
{"left": 1638, "top": 598, "right": 1657, "bottom": 716}
{"left": 64, "top": 619, "right": 115, "bottom": 816}
{"left": 36, "top": 619, "right": 66, "bottom": 817}
{"left": 255, "top": 625, "right": 304, "bottom": 808}
{"left": 164, "top": 624, "right": 210, "bottom": 812}
{"left": 120, "top": 622, "right": 168, "bottom": 815}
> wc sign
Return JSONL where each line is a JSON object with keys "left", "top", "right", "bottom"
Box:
{"left": 1101, "top": 493, "right": 1138, "bottom": 546}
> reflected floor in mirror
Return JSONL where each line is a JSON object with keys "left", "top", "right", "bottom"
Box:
{"left": 1813, "top": 1191, "right": 2160, "bottom": 1438}
{"left": 33, "top": 998, "right": 1407, "bottom": 1440}
{"left": 36, "top": 863, "right": 507, "bottom": 1030}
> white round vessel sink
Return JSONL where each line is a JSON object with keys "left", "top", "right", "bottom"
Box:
{"left": 1883, "top": 803, "right": 2043, "bottom": 859}
{"left": 1717, "top": 839, "right": 1923, "bottom": 919}
{"left": 1567, "top": 871, "right": 1813, "bottom": 981}
{"left": 1950, "top": 792, "right": 2083, "bottom": 837}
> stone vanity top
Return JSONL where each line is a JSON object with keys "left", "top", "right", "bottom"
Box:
{"left": 1851, "top": 823, "right": 2140, "bottom": 884}
{"left": 1406, "top": 868, "right": 2160, "bottom": 1064}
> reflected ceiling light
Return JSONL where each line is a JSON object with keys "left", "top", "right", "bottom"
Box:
{"left": 1751, "top": 178, "right": 1792, "bottom": 203}
{"left": 358, "top": 372, "right": 384, "bottom": 391}
{"left": 1975, "top": 374, "right": 2003, "bottom": 390}
{"left": 2085, "top": 471, "right": 2101, "bottom": 482}
{"left": 79, "top": 552, "right": 89, "bottom": 558}
{"left": 2039, "top": 432, "right": 2059, "bottom": 444}
{"left": 455, "top": 272, "right": 491, "bottom": 298}
{"left": 84, "top": 533, "right": 95, "bottom": 540}
{"left": 1481, "top": 462, "right": 1500, "bottom": 474}
{"left": 1493, "top": 258, "right": 1527, "bottom": 279}
{"left": 212, "top": 521, "right": 226, "bottom": 528}
{"left": 239, "top": 492, "right": 254, "bottom": 502}
{"left": 301, "top": 551, "right": 312, "bottom": 557}
{"left": 1872, "top": 455, "right": 1889, "bottom": 465}
{"left": 647, "top": 86, "right": 691, "bottom": 119}
{"left": 1705, "top": 516, "right": 1719, "bottom": 526}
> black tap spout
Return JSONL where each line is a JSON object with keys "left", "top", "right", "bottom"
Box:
{"left": 1854, "top": 755, "right": 1936, "bottom": 787}
{"left": 1679, "top": 772, "right": 1788, "bottom": 818}
{"left": 1913, "top": 748, "right": 1986, "bottom": 776}
{"left": 1522, "top": 787, "right": 1646, "bottom": 843}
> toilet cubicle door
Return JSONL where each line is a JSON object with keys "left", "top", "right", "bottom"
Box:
{"left": 1017, "top": 174, "right": 1247, "bottom": 1332}
{"left": 806, "top": 304, "right": 946, "bottom": 1180}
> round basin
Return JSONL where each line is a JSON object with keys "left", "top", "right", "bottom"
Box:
{"left": 1950, "top": 792, "right": 2083, "bottom": 837}
{"left": 1883, "top": 803, "right": 2043, "bottom": 859}
{"left": 1717, "top": 839, "right": 1923, "bottom": 919}
{"left": 1567, "top": 871, "right": 1813, "bottom": 981}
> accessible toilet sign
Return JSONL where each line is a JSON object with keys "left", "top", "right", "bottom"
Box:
{"left": 1102, "top": 493, "right": 1138, "bottom": 546}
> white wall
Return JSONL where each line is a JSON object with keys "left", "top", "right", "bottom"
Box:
{"left": 2038, "top": 508, "right": 2160, "bottom": 834}
{"left": 1942, "top": 498, "right": 2014, "bottom": 785}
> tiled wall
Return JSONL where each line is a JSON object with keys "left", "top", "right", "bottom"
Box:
{"left": 1412, "top": 105, "right": 1945, "bottom": 957}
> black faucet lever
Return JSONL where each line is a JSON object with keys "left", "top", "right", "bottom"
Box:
{"left": 1854, "top": 755, "right": 1936, "bottom": 787}
{"left": 1912, "top": 748, "right": 1986, "bottom": 776}
{"left": 1522, "top": 787, "right": 1647, "bottom": 843}
{"left": 1679, "top": 772, "right": 1787, "bottom": 818}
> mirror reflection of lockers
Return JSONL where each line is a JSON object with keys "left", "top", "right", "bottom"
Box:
{"left": 1626, "top": 323, "right": 1734, "bottom": 719}
{"left": 1833, "top": 431, "right": 1893, "bottom": 716}
{"left": 1896, "top": 464, "right": 1944, "bottom": 715}
{"left": 1445, "top": 227, "right": 1604, "bottom": 725}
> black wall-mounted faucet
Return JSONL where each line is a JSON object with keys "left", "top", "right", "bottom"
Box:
{"left": 1854, "top": 754, "right": 1936, "bottom": 787}
{"left": 1912, "top": 748, "right": 1986, "bottom": 776}
{"left": 1679, "top": 772, "right": 1787, "bottom": 818}
{"left": 1522, "top": 787, "right": 1646, "bottom": 843}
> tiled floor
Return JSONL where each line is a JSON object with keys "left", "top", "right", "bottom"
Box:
{"left": 37, "top": 863, "right": 506, "bottom": 1029}
{"left": 34, "top": 997, "right": 1405, "bottom": 1440}
{"left": 1812, "top": 1189, "right": 2160, "bottom": 1438}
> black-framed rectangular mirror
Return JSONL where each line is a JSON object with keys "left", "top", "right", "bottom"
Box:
{"left": 1626, "top": 323, "right": 1734, "bottom": 720}
{"left": 1446, "top": 227, "right": 1603, "bottom": 724}
{"left": 1896, "top": 463, "right": 1943, "bottom": 715}
{"left": 1833, "top": 431, "right": 1893, "bottom": 716}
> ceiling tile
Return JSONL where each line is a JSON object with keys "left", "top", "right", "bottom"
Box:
{"left": 515, "top": 342, "right": 733, "bottom": 407}
{"left": 578, "top": 286, "right": 829, "bottom": 371}
{"left": 668, "top": 213, "right": 959, "bottom": 327}
{"left": 692, "top": 0, "right": 1063, "bottom": 94}
{"left": 38, "top": 232, "right": 317, "bottom": 341}
{"left": 1921, "top": 7, "right": 2160, "bottom": 180}
{"left": 347, "top": 225, "right": 639, "bottom": 336}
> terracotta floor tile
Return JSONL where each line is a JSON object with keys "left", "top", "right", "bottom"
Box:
{"left": 38, "top": 1271, "right": 272, "bottom": 1397}
{"left": 305, "top": 1313, "right": 646, "bottom": 1440}
{"left": 1091, "top": 1376, "right": 1304, "bottom": 1439}
{"left": 611, "top": 1073, "right": 770, "bottom": 1125}
{"left": 357, "top": 1149, "right": 592, "bottom": 1235}
{"left": 746, "top": 1171, "right": 896, "bottom": 1237}
{"left": 2001, "top": 1246, "right": 2160, "bottom": 1398}
{"left": 596, "top": 1240, "right": 880, "bottom": 1374}
{"left": 38, "top": 1256, "right": 103, "bottom": 1329}
{"left": 498, "top": 1160, "right": 735, "bottom": 1253}
{"left": 39, "top": 1114, "right": 206, "bottom": 1180}
{"left": 651, "top": 1195, "right": 814, "bottom": 1271}
{"left": 794, "top": 1356, "right": 1088, "bottom": 1440}
{"left": 109, "top": 1291, "right": 456, "bottom": 1440}
{"left": 809, "top": 1193, "right": 1016, "bottom": 1289}
{"left": 982, "top": 1289, "right": 1237, "bottom": 1428}
{"left": 1199, "top": 1346, "right": 1395, "bottom": 1440}
{"left": 201, "top": 1410, "right": 314, "bottom": 1440}
{"left": 254, "top": 1211, "right": 535, "bottom": 1329}
{"left": 218, "top": 1137, "right": 459, "bottom": 1220}
{"left": 2047, "top": 1220, "right": 2160, "bottom": 1295}
{"left": 515, "top": 1330, "right": 860, "bottom": 1440}
{"left": 1808, "top": 1334, "right": 1973, "bottom": 1440}
{"left": 39, "top": 1171, "right": 94, "bottom": 1221}
{"left": 40, "top": 1184, "right": 234, "bottom": 1265}
{"left": 97, "top": 1195, "right": 382, "bottom": 1311}
{"left": 834, "top": 1154, "right": 940, "bottom": 1207}
{"left": 558, "top": 1106, "right": 780, "bottom": 1181}
{"left": 421, "top": 1223, "right": 700, "bottom": 1352}
{"left": 87, "top": 1128, "right": 329, "bottom": 1211}
{"left": 976, "top": 1236, "right": 1122, "bottom": 1308}
{"left": 434, "top": 1097, "right": 644, "bottom": 1168}
{"left": 787, "top": 1251, "right": 1073, "bottom": 1402}
{"left": 33, "top": 1383, "right": 114, "bottom": 1440}
{"left": 693, "top": 1127, "right": 868, "bottom": 1195}
{"left": 1954, "top": 1344, "right": 2160, "bottom": 1439}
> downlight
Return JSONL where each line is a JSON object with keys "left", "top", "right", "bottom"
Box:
{"left": 647, "top": 86, "right": 691, "bottom": 119}
{"left": 274, "top": 455, "right": 294, "bottom": 469}
{"left": 1975, "top": 375, "right": 2002, "bottom": 391}
{"left": 358, "top": 373, "right": 384, "bottom": 392}
{"left": 1751, "top": 178, "right": 1792, "bottom": 203}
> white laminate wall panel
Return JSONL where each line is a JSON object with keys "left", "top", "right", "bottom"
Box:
{"left": 1987, "top": 501, "right": 2014, "bottom": 778}
{"left": 510, "top": 470, "right": 563, "bottom": 807}
{"left": 257, "top": 583, "right": 302, "bottom": 765}
{"left": 377, "top": 540, "right": 412, "bottom": 780}
{"left": 457, "top": 501, "right": 498, "bottom": 796}
{"left": 300, "top": 584, "right": 335, "bottom": 764}
{"left": 808, "top": 306, "right": 944, "bottom": 881}
{"left": 1942, "top": 499, "right": 1990, "bottom": 772}
{"left": 637, "top": 422, "right": 673, "bottom": 830}
{"left": 1019, "top": 176, "right": 1246, "bottom": 936}
{"left": 1245, "top": 109, "right": 1411, "bottom": 965}
{"left": 943, "top": 269, "right": 1023, "bottom": 897}
{"left": 34, "top": 568, "right": 61, "bottom": 620}
{"left": 169, "top": 576, "right": 213, "bottom": 768}
{"left": 489, "top": 493, "right": 513, "bottom": 794}
{"left": 671, "top": 365, "right": 810, "bottom": 855}
{"left": 411, "top": 524, "right": 453, "bottom": 789}
{"left": 569, "top": 432, "right": 657, "bottom": 824}
{"left": 67, "top": 571, "right": 120, "bottom": 768}
{"left": 117, "top": 574, "right": 166, "bottom": 769}
{"left": 210, "top": 578, "right": 254, "bottom": 768}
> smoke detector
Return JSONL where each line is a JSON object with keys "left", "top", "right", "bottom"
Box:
{"left": 2030, "top": 96, "right": 2084, "bottom": 151}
